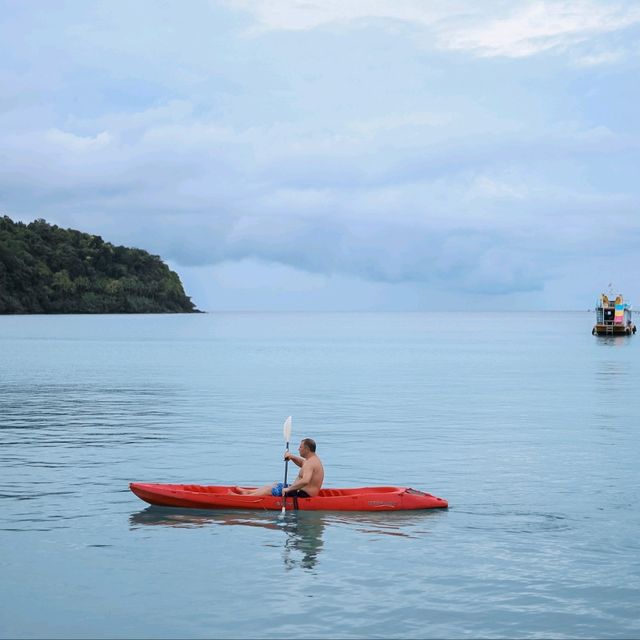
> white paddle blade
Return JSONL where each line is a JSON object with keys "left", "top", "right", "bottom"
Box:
{"left": 283, "top": 416, "right": 292, "bottom": 442}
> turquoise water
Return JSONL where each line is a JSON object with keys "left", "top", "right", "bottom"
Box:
{"left": 1, "top": 312, "right": 639, "bottom": 639}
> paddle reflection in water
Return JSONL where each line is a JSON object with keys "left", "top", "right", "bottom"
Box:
{"left": 281, "top": 511, "right": 325, "bottom": 571}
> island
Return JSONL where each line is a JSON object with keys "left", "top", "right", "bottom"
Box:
{"left": 0, "top": 216, "right": 199, "bottom": 314}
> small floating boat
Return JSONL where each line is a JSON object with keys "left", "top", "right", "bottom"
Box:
{"left": 129, "top": 482, "right": 448, "bottom": 511}
{"left": 592, "top": 292, "right": 636, "bottom": 336}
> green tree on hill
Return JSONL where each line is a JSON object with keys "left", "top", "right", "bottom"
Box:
{"left": 0, "top": 216, "right": 199, "bottom": 314}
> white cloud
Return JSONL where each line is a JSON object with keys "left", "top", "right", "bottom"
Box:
{"left": 228, "top": 0, "right": 455, "bottom": 33}
{"left": 1, "top": 1, "right": 639, "bottom": 308}
{"left": 442, "top": 1, "right": 640, "bottom": 58}
{"left": 348, "top": 111, "right": 453, "bottom": 137}
{"left": 230, "top": 0, "right": 640, "bottom": 60}
{"left": 45, "top": 129, "right": 112, "bottom": 153}
{"left": 469, "top": 175, "right": 528, "bottom": 200}
{"left": 2, "top": 104, "right": 637, "bottom": 291}
{"left": 571, "top": 48, "right": 627, "bottom": 66}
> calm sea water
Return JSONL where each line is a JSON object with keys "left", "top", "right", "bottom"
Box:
{"left": 1, "top": 312, "right": 639, "bottom": 639}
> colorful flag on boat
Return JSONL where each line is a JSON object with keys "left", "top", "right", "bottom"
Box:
{"left": 614, "top": 304, "right": 624, "bottom": 324}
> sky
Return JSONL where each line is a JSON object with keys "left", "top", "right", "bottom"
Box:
{"left": 1, "top": 0, "right": 639, "bottom": 311}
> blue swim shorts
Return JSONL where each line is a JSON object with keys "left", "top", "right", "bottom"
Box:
{"left": 271, "top": 482, "right": 289, "bottom": 497}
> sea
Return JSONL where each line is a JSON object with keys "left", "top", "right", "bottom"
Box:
{"left": 1, "top": 312, "right": 639, "bottom": 639}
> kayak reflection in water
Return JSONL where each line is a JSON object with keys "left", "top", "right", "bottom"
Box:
{"left": 129, "top": 507, "right": 326, "bottom": 570}
{"left": 235, "top": 438, "right": 325, "bottom": 499}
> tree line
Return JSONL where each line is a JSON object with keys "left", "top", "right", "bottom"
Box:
{"left": 0, "top": 216, "right": 199, "bottom": 314}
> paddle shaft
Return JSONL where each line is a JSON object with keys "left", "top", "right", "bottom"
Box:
{"left": 282, "top": 441, "right": 290, "bottom": 512}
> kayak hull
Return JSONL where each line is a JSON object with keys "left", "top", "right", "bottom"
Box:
{"left": 129, "top": 483, "right": 448, "bottom": 511}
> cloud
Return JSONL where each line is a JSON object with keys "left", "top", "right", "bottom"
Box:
{"left": 1, "top": 97, "right": 638, "bottom": 299}
{"left": 228, "top": 0, "right": 453, "bottom": 33}
{"left": 571, "top": 47, "right": 627, "bottom": 66}
{"left": 440, "top": 1, "right": 640, "bottom": 58}
{"left": 45, "top": 129, "right": 113, "bottom": 152}
{"left": 230, "top": 0, "right": 640, "bottom": 59}
{"left": 1, "top": 1, "right": 639, "bottom": 308}
{"left": 469, "top": 175, "right": 528, "bottom": 200}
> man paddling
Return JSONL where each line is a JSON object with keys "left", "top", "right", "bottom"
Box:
{"left": 236, "top": 438, "right": 324, "bottom": 498}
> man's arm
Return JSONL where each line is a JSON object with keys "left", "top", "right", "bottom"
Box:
{"left": 284, "top": 451, "right": 304, "bottom": 467}
{"left": 283, "top": 463, "right": 312, "bottom": 493}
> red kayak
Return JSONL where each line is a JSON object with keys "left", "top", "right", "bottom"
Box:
{"left": 129, "top": 483, "right": 448, "bottom": 511}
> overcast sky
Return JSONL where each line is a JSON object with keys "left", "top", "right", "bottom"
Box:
{"left": 1, "top": 0, "right": 639, "bottom": 310}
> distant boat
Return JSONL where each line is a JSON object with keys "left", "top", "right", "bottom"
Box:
{"left": 592, "top": 293, "right": 636, "bottom": 336}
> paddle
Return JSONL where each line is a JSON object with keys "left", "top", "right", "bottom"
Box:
{"left": 281, "top": 415, "right": 292, "bottom": 514}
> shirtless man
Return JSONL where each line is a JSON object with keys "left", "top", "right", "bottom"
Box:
{"left": 235, "top": 438, "right": 324, "bottom": 498}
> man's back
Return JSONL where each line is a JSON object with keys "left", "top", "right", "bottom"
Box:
{"left": 301, "top": 453, "right": 324, "bottom": 496}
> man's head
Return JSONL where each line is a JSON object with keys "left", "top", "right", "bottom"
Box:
{"left": 298, "top": 438, "right": 317, "bottom": 457}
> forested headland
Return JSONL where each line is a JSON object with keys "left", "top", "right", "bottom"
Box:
{"left": 0, "top": 216, "right": 199, "bottom": 314}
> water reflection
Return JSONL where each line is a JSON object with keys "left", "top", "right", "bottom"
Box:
{"left": 593, "top": 337, "right": 633, "bottom": 432}
{"left": 130, "top": 507, "right": 445, "bottom": 571}
{"left": 130, "top": 507, "right": 325, "bottom": 570}
{"left": 281, "top": 512, "right": 325, "bottom": 571}
{"left": 594, "top": 335, "right": 631, "bottom": 349}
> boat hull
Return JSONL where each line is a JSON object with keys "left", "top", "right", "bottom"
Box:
{"left": 129, "top": 483, "right": 448, "bottom": 511}
{"left": 592, "top": 323, "right": 636, "bottom": 336}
